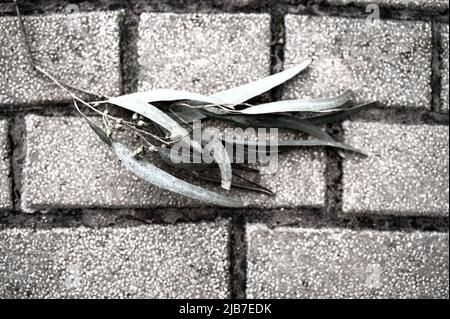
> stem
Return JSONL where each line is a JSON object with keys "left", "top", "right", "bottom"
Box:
{"left": 13, "top": 0, "right": 108, "bottom": 99}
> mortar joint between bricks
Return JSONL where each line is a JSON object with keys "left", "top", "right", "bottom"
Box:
{"left": 7, "top": 116, "right": 26, "bottom": 212}
{"left": 269, "top": 13, "right": 286, "bottom": 102}
{"left": 5, "top": 0, "right": 448, "bottom": 21}
{"left": 431, "top": 21, "right": 444, "bottom": 114}
{"left": 229, "top": 214, "right": 247, "bottom": 299}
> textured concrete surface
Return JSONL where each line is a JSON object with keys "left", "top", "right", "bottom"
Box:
{"left": 0, "top": 11, "right": 122, "bottom": 106}
{"left": 441, "top": 23, "right": 449, "bottom": 113}
{"left": 324, "top": 0, "right": 449, "bottom": 11}
{"left": 22, "top": 115, "right": 326, "bottom": 211}
{"left": 247, "top": 225, "right": 449, "bottom": 299}
{"left": 0, "top": 221, "right": 230, "bottom": 298}
{"left": 342, "top": 121, "right": 449, "bottom": 216}
{"left": 138, "top": 13, "right": 271, "bottom": 94}
{"left": 283, "top": 15, "right": 432, "bottom": 109}
{"left": 0, "top": 120, "right": 12, "bottom": 210}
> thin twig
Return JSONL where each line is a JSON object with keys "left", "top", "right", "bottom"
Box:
{"left": 13, "top": 0, "right": 108, "bottom": 99}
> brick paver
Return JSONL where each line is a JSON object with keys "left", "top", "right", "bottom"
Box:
{"left": 247, "top": 225, "right": 449, "bottom": 298}
{"left": 22, "top": 115, "right": 327, "bottom": 211}
{"left": 0, "top": 221, "right": 230, "bottom": 298}
{"left": 284, "top": 15, "right": 432, "bottom": 109}
{"left": 137, "top": 13, "right": 271, "bottom": 94}
{"left": 0, "top": 11, "right": 122, "bottom": 106}
{"left": 342, "top": 121, "right": 449, "bottom": 216}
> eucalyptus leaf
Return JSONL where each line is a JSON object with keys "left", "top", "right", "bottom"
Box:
{"left": 207, "top": 112, "right": 364, "bottom": 153}
{"left": 307, "top": 102, "right": 378, "bottom": 125}
{"left": 210, "top": 60, "right": 312, "bottom": 105}
{"left": 238, "top": 90, "right": 353, "bottom": 114}
{"left": 113, "top": 141, "right": 244, "bottom": 207}
{"left": 223, "top": 138, "right": 364, "bottom": 154}
{"left": 205, "top": 137, "right": 233, "bottom": 190}
{"left": 193, "top": 172, "right": 274, "bottom": 196}
{"left": 168, "top": 105, "right": 207, "bottom": 123}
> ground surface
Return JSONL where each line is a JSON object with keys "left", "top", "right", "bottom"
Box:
{"left": 0, "top": 0, "right": 449, "bottom": 299}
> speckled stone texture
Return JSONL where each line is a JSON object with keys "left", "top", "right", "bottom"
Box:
{"left": 324, "top": 0, "right": 449, "bottom": 11}
{"left": 22, "top": 115, "right": 326, "bottom": 211}
{"left": 441, "top": 24, "right": 449, "bottom": 113}
{"left": 283, "top": 15, "right": 432, "bottom": 109}
{"left": 137, "top": 13, "right": 271, "bottom": 94}
{"left": 0, "top": 120, "right": 12, "bottom": 210}
{"left": 342, "top": 121, "right": 449, "bottom": 216}
{"left": 0, "top": 221, "right": 230, "bottom": 298}
{"left": 0, "top": 11, "right": 122, "bottom": 106}
{"left": 247, "top": 225, "right": 449, "bottom": 299}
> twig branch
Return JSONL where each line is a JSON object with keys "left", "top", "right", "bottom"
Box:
{"left": 13, "top": 0, "right": 108, "bottom": 99}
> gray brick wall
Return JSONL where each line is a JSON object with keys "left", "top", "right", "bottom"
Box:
{"left": 284, "top": 15, "right": 432, "bottom": 109}
{"left": 0, "top": 120, "right": 12, "bottom": 210}
{"left": 342, "top": 121, "right": 449, "bottom": 216}
{"left": 0, "top": 12, "right": 122, "bottom": 107}
{"left": 247, "top": 225, "right": 449, "bottom": 298}
{"left": 0, "top": 221, "right": 230, "bottom": 298}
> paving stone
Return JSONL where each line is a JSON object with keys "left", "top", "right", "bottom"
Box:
{"left": 283, "top": 15, "right": 432, "bottom": 109}
{"left": 441, "top": 23, "right": 449, "bottom": 113}
{"left": 22, "top": 115, "right": 326, "bottom": 211}
{"left": 137, "top": 13, "right": 271, "bottom": 94}
{"left": 342, "top": 121, "right": 449, "bottom": 216}
{"left": 0, "top": 11, "right": 122, "bottom": 106}
{"left": 324, "top": 0, "right": 448, "bottom": 11}
{"left": 0, "top": 120, "right": 12, "bottom": 210}
{"left": 0, "top": 221, "right": 230, "bottom": 298}
{"left": 247, "top": 225, "right": 449, "bottom": 298}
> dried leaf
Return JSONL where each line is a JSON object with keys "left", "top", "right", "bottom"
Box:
{"left": 113, "top": 141, "right": 244, "bottom": 207}
{"left": 238, "top": 90, "right": 353, "bottom": 114}
{"left": 210, "top": 60, "right": 312, "bottom": 105}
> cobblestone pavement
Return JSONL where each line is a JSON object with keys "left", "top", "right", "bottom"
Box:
{"left": 0, "top": 0, "right": 448, "bottom": 298}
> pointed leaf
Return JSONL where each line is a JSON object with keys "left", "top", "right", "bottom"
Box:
{"left": 307, "top": 102, "right": 378, "bottom": 125}
{"left": 168, "top": 105, "right": 207, "bottom": 123}
{"left": 206, "top": 112, "right": 364, "bottom": 153}
{"left": 113, "top": 141, "right": 244, "bottom": 207}
{"left": 210, "top": 60, "right": 312, "bottom": 105}
{"left": 239, "top": 90, "right": 353, "bottom": 114}
{"left": 224, "top": 138, "right": 364, "bottom": 154}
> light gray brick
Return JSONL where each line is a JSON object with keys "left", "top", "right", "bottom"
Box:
{"left": 342, "top": 121, "right": 449, "bottom": 216}
{"left": 0, "top": 120, "right": 12, "bottom": 210}
{"left": 0, "top": 221, "right": 230, "bottom": 298}
{"left": 441, "top": 24, "right": 449, "bottom": 113}
{"left": 324, "top": 0, "right": 448, "bottom": 11}
{"left": 22, "top": 115, "right": 326, "bottom": 211}
{"left": 0, "top": 12, "right": 122, "bottom": 106}
{"left": 137, "top": 13, "right": 271, "bottom": 94}
{"left": 247, "top": 225, "right": 449, "bottom": 299}
{"left": 284, "top": 15, "right": 432, "bottom": 109}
